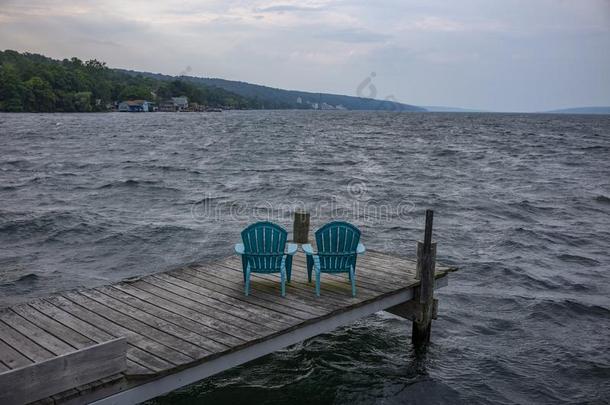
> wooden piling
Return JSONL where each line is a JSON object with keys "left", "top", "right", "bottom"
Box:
{"left": 293, "top": 210, "right": 310, "bottom": 243}
{"left": 412, "top": 209, "right": 437, "bottom": 347}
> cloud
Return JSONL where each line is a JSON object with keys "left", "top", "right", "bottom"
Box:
{"left": 254, "top": 4, "right": 326, "bottom": 13}
{"left": 316, "top": 28, "right": 391, "bottom": 43}
{"left": 409, "top": 16, "right": 506, "bottom": 33}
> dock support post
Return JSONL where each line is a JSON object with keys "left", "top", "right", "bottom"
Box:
{"left": 293, "top": 209, "right": 310, "bottom": 243}
{"left": 412, "top": 209, "right": 437, "bottom": 348}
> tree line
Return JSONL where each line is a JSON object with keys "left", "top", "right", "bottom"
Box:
{"left": 0, "top": 50, "right": 262, "bottom": 112}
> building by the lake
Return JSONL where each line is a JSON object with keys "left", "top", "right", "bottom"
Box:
{"left": 158, "top": 97, "right": 189, "bottom": 112}
{"left": 118, "top": 100, "right": 152, "bottom": 112}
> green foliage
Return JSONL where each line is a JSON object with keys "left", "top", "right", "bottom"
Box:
{"left": 24, "top": 76, "right": 56, "bottom": 112}
{"left": 0, "top": 50, "right": 262, "bottom": 112}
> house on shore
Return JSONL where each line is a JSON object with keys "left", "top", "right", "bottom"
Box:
{"left": 158, "top": 96, "right": 189, "bottom": 112}
{"left": 172, "top": 97, "right": 189, "bottom": 111}
{"left": 118, "top": 100, "right": 151, "bottom": 112}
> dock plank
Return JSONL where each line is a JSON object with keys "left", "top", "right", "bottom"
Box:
{"left": 0, "top": 309, "right": 76, "bottom": 355}
{"left": 222, "top": 255, "right": 393, "bottom": 297}
{"left": 111, "top": 283, "right": 251, "bottom": 344}
{"left": 200, "top": 261, "right": 351, "bottom": 310}
{"left": 82, "top": 288, "right": 228, "bottom": 354}
{"left": 179, "top": 266, "right": 320, "bottom": 319}
{"left": 98, "top": 286, "right": 242, "bottom": 348}
{"left": 124, "top": 281, "right": 263, "bottom": 340}
{"left": 140, "top": 277, "right": 277, "bottom": 335}
{"left": 188, "top": 264, "right": 330, "bottom": 316}
{"left": 62, "top": 292, "right": 204, "bottom": 362}
{"left": 0, "top": 319, "right": 54, "bottom": 362}
{"left": 160, "top": 272, "right": 299, "bottom": 328}
{"left": 218, "top": 259, "right": 380, "bottom": 305}
{"left": 29, "top": 299, "right": 159, "bottom": 375}
{"left": 0, "top": 336, "right": 32, "bottom": 369}
{"left": 12, "top": 304, "right": 95, "bottom": 349}
{"left": 47, "top": 295, "right": 188, "bottom": 369}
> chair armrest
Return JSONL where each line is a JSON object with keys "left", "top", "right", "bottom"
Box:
{"left": 302, "top": 244, "right": 315, "bottom": 255}
{"left": 357, "top": 243, "right": 366, "bottom": 254}
{"left": 286, "top": 243, "right": 298, "bottom": 255}
{"left": 234, "top": 243, "right": 245, "bottom": 254}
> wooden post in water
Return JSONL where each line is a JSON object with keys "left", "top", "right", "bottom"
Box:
{"left": 293, "top": 210, "right": 310, "bottom": 243}
{"left": 412, "top": 209, "right": 437, "bottom": 347}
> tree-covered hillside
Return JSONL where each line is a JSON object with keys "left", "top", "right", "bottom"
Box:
{"left": 126, "top": 70, "right": 425, "bottom": 111}
{"left": 0, "top": 50, "right": 261, "bottom": 112}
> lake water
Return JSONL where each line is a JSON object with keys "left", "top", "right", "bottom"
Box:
{"left": 1, "top": 111, "right": 609, "bottom": 404}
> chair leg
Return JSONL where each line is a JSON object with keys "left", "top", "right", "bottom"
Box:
{"left": 242, "top": 255, "right": 247, "bottom": 282}
{"left": 350, "top": 267, "right": 356, "bottom": 297}
{"left": 306, "top": 255, "right": 313, "bottom": 283}
{"left": 245, "top": 268, "right": 251, "bottom": 296}
{"left": 280, "top": 269, "right": 286, "bottom": 297}
{"left": 315, "top": 270, "right": 321, "bottom": 297}
{"left": 286, "top": 256, "right": 292, "bottom": 283}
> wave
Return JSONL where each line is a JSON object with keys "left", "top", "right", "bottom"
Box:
{"left": 96, "top": 179, "right": 160, "bottom": 189}
{"left": 557, "top": 253, "right": 600, "bottom": 266}
{"left": 594, "top": 195, "right": 610, "bottom": 204}
{"left": 528, "top": 298, "right": 609, "bottom": 320}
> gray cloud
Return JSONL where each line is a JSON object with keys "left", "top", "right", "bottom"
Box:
{"left": 254, "top": 5, "right": 326, "bottom": 13}
{"left": 316, "top": 28, "right": 391, "bottom": 43}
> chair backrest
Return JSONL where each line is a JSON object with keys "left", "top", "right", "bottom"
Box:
{"left": 241, "top": 221, "right": 287, "bottom": 272}
{"left": 315, "top": 221, "right": 361, "bottom": 272}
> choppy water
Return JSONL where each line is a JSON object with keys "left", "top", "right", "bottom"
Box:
{"left": 1, "top": 111, "right": 609, "bottom": 404}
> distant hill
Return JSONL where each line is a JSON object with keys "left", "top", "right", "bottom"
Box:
{"left": 120, "top": 70, "right": 426, "bottom": 112}
{"left": 0, "top": 50, "right": 259, "bottom": 112}
{"left": 422, "top": 105, "right": 488, "bottom": 113}
{"left": 545, "top": 107, "right": 610, "bottom": 115}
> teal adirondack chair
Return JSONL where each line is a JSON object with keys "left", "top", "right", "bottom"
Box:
{"left": 302, "top": 221, "right": 365, "bottom": 297}
{"left": 235, "top": 222, "right": 297, "bottom": 297}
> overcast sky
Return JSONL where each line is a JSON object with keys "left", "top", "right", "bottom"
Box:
{"left": 1, "top": 0, "right": 609, "bottom": 111}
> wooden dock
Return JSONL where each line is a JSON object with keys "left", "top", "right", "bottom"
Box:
{"left": 0, "top": 250, "right": 457, "bottom": 405}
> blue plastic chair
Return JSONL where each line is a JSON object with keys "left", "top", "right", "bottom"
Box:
{"left": 235, "top": 222, "right": 297, "bottom": 297}
{"left": 302, "top": 221, "right": 365, "bottom": 297}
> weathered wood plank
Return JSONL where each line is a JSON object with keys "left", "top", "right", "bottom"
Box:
{"left": 46, "top": 295, "right": 189, "bottom": 368}
{"left": 62, "top": 292, "right": 203, "bottom": 362}
{"left": 210, "top": 260, "right": 354, "bottom": 307}
{"left": 29, "top": 299, "right": 159, "bottom": 375}
{"left": 0, "top": 337, "right": 32, "bottom": 369}
{"left": 11, "top": 304, "right": 94, "bottom": 349}
{"left": 139, "top": 277, "right": 277, "bottom": 335}
{"left": 0, "top": 309, "right": 75, "bottom": 356}
{"left": 218, "top": 259, "right": 379, "bottom": 306}
{"left": 187, "top": 264, "right": 329, "bottom": 316}
{"left": 124, "top": 281, "right": 263, "bottom": 340}
{"left": 0, "top": 338, "right": 127, "bottom": 405}
{"left": 0, "top": 319, "right": 54, "bottom": 362}
{"left": 153, "top": 273, "right": 294, "bottom": 329}
{"left": 81, "top": 288, "right": 227, "bottom": 354}
{"left": 289, "top": 255, "right": 406, "bottom": 293}
{"left": 179, "top": 266, "right": 320, "bottom": 319}
{"left": 163, "top": 271, "right": 301, "bottom": 327}
{"left": 111, "top": 283, "right": 251, "bottom": 344}
{"left": 16, "top": 302, "right": 147, "bottom": 377}
{"left": 97, "top": 286, "right": 242, "bottom": 348}
{"left": 223, "top": 255, "right": 391, "bottom": 296}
